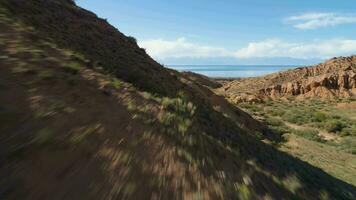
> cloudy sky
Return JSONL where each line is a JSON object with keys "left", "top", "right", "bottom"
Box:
{"left": 77, "top": 0, "right": 356, "bottom": 65}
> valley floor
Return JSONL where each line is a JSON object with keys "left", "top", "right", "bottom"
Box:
{"left": 237, "top": 99, "right": 356, "bottom": 186}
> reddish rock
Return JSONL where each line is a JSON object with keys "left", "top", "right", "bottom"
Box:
{"left": 221, "top": 55, "right": 356, "bottom": 103}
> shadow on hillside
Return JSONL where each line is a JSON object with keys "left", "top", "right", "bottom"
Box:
{"left": 1, "top": 55, "right": 355, "bottom": 199}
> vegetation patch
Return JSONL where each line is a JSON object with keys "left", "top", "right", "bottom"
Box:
{"left": 292, "top": 128, "right": 325, "bottom": 143}
{"left": 159, "top": 97, "right": 196, "bottom": 135}
{"left": 112, "top": 78, "right": 123, "bottom": 89}
{"left": 38, "top": 69, "right": 55, "bottom": 80}
{"left": 70, "top": 123, "right": 101, "bottom": 144}
{"left": 62, "top": 62, "right": 81, "bottom": 74}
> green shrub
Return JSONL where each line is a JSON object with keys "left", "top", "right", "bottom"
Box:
{"left": 159, "top": 97, "right": 196, "bottom": 135}
{"left": 269, "top": 126, "right": 290, "bottom": 136}
{"left": 283, "top": 110, "right": 308, "bottom": 125}
{"left": 127, "top": 36, "right": 137, "bottom": 44}
{"left": 324, "top": 120, "right": 347, "bottom": 133}
{"left": 63, "top": 62, "right": 81, "bottom": 74}
{"left": 340, "top": 127, "right": 356, "bottom": 136}
{"left": 313, "top": 112, "right": 327, "bottom": 122}
{"left": 255, "top": 131, "right": 263, "bottom": 140}
{"left": 38, "top": 69, "right": 55, "bottom": 80}
{"left": 293, "top": 128, "right": 325, "bottom": 143}
{"left": 266, "top": 117, "right": 284, "bottom": 127}
{"left": 240, "top": 103, "right": 262, "bottom": 113}
{"left": 266, "top": 107, "right": 285, "bottom": 117}
{"left": 70, "top": 123, "right": 101, "bottom": 144}
{"left": 337, "top": 137, "right": 356, "bottom": 154}
{"left": 112, "top": 78, "right": 123, "bottom": 89}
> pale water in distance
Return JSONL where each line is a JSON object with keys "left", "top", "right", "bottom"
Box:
{"left": 168, "top": 65, "right": 299, "bottom": 78}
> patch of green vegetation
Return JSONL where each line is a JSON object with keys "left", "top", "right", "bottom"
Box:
{"left": 38, "top": 69, "right": 55, "bottom": 80}
{"left": 313, "top": 111, "right": 328, "bottom": 122}
{"left": 127, "top": 36, "right": 137, "bottom": 44}
{"left": 340, "top": 126, "right": 356, "bottom": 136}
{"left": 62, "top": 49, "right": 86, "bottom": 61}
{"left": 34, "top": 99, "right": 74, "bottom": 119}
{"left": 240, "top": 103, "right": 263, "bottom": 114}
{"left": 127, "top": 101, "right": 137, "bottom": 112}
{"left": 240, "top": 99, "right": 356, "bottom": 149}
{"left": 336, "top": 136, "right": 356, "bottom": 155}
{"left": 282, "top": 175, "right": 302, "bottom": 194}
{"left": 268, "top": 108, "right": 285, "bottom": 117}
{"left": 264, "top": 116, "right": 291, "bottom": 136}
{"left": 292, "top": 128, "right": 325, "bottom": 143}
{"left": 159, "top": 97, "right": 196, "bottom": 135}
{"left": 112, "top": 78, "right": 123, "bottom": 89}
{"left": 70, "top": 123, "right": 101, "bottom": 144}
{"left": 255, "top": 131, "right": 263, "bottom": 140}
{"left": 12, "top": 65, "right": 30, "bottom": 74}
{"left": 266, "top": 117, "right": 284, "bottom": 127}
{"left": 322, "top": 119, "right": 348, "bottom": 133}
{"left": 62, "top": 62, "right": 81, "bottom": 74}
{"left": 282, "top": 109, "right": 312, "bottom": 125}
{"left": 237, "top": 183, "right": 251, "bottom": 200}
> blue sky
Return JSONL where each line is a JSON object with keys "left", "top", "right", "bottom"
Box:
{"left": 77, "top": 0, "right": 356, "bottom": 65}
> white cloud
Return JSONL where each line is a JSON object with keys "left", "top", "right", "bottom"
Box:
{"left": 139, "top": 37, "right": 356, "bottom": 60}
{"left": 234, "top": 39, "right": 356, "bottom": 59}
{"left": 286, "top": 12, "right": 356, "bottom": 30}
{"left": 139, "top": 37, "right": 232, "bottom": 59}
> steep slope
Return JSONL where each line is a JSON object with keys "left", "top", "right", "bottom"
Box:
{"left": 220, "top": 56, "right": 356, "bottom": 103}
{"left": 0, "top": 0, "right": 266, "bottom": 135}
{"left": 0, "top": 1, "right": 355, "bottom": 199}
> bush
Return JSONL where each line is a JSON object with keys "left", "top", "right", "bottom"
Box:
{"left": 283, "top": 110, "right": 309, "bottom": 125}
{"left": 269, "top": 126, "right": 291, "bottom": 136}
{"left": 127, "top": 36, "right": 137, "bottom": 44}
{"left": 324, "top": 120, "right": 347, "bottom": 133}
{"left": 313, "top": 112, "right": 327, "bottom": 122}
{"left": 337, "top": 137, "right": 356, "bottom": 154}
{"left": 240, "top": 103, "right": 262, "bottom": 113}
{"left": 340, "top": 127, "right": 356, "bottom": 136}
{"left": 38, "top": 69, "right": 55, "bottom": 80}
{"left": 159, "top": 97, "right": 196, "bottom": 135}
{"left": 293, "top": 128, "right": 325, "bottom": 143}
{"left": 267, "top": 107, "right": 285, "bottom": 117}
{"left": 63, "top": 62, "right": 81, "bottom": 74}
{"left": 112, "top": 78, "right": 123, "bottom": 89}
{"left": 266, "top": 117, "right": 284, "bottom": 127}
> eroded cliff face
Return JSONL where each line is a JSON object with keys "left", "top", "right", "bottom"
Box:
{"left": 220, "top": 56, "right": 356, "bottom": 103}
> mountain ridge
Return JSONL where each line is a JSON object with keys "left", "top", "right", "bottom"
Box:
{"left": 220, "top": 55, "right": 356, "bottom": 103}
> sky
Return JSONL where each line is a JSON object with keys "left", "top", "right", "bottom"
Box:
{"left": 76, "top": 0, "right": 356, "bottom": 65}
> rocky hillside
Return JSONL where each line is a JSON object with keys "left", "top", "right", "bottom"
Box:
{"left": 220, "top": 56, "right": 356, "bottom": 103}
{"left": 0, "top": 0, "right": 355, "bottom": 199}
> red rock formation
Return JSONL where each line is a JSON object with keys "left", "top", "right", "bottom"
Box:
{"left": 220, "top": 55, "right": 356, "bottom": 103}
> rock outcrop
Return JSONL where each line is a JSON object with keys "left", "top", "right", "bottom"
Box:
{"left": 219, "top": 56, "right": 356, "bottom": 103}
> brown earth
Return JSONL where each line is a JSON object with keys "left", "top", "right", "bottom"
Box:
{"left": 0, "top": 0, "right": 355, "bottom": 199}
{"left": 219, "top": 56, "right": 356, "bottom": 103}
